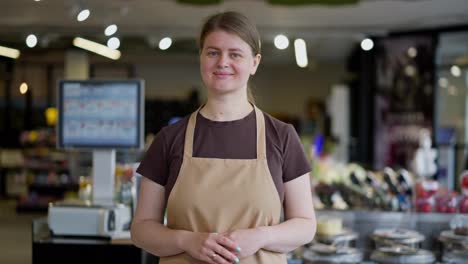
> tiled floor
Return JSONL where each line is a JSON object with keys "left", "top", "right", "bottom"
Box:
{"left": 0, "top": 199, "right": 45, "bottom": 264}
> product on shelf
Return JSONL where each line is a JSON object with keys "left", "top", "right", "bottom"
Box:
{"left": 450, "top": 215, "right": 468, "bottom": 236}
{"left": 414, "top": 179, "right": 439, "bottom": 213}
{"left": 304, "top": 217, "right": 362, "bottom": 264}
{"left": 435, "top": 191, "right": 457, "bottom": 213}
{"left": 4, "top": 128, "right": 77, "bottom": 212}
{"left": 459, "top": 171, "right": 468, "bottom": 214}
{"left": 370, "top": 228, "right": 434, "bottom": 264}
{"left": 313, "top": 163, "right": 416, "bottom": 212}
{"left": 440, "top": 215, "right": 468, "bottom": 262}
{"left": 316, "top": 216, "right": 343, "bottom": 237}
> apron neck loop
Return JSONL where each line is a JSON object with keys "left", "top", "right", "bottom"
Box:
{"left": 183, "top": 104, "right": 267, "bottom": 159}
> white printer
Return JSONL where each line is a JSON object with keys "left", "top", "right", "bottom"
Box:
{"left": 48, "top": 200, "right": 132, "bottom": 238}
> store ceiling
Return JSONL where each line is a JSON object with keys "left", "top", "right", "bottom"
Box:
{"left": 1, "top": 0, "right": 467, "bottom": 64}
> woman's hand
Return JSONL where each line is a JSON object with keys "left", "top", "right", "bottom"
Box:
{"left": 223, "top": 228, "right": 265, "bottom": 259}
{"left": 181, "top": 232, "right": 241, "bottom": 264}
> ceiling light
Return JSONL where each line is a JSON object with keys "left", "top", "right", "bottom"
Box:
{"left": 294, "top": 38, "right": 308, "bottom": 68}
{"left": 404, "top": 65, "right": 417, "bottom": 77}
{"left": 107, "top": 37, "right": 120, "bottom": 50}
{"left": 0, "top": 45, "right": 20, "bottom": 59}
{"left": 26, "top": 34, "right": 38, "bottom": 48}
{"left": 438, "top": 77, "right": 448, "bottom": 88}
{"left": 19, "top": 82, "right": 28, "bottom": 94}
{"left": 73, "top": 37, "right": 121, "bottom": 60}
{"left": 448, "top": 85, "right": 457, "bottom": 96}
{"left": 451, "top": 65, "right": 461, "bottom": 77}
{"left": 361, "top": 38, "right": 374, "bottom": 51}
{"left": 104, "top": 24, "right": 118, "bottom": 36}
{"left": 407, "top": 47, "right": 417, "bottom": 58}
{"left": 159, "top": 37, "right": 172, "bottom": 50}
{"left": 274, "top": 34, "right": 289, "bottom": 50}
{"left": 77, "top": 9, "right": 90, "bottom": 22}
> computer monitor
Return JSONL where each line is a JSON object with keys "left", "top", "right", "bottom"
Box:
{"left": 57, "top": 80, "right": 144, "bottom": 205}
{"left": 57, "top": 80, "right": 144, "bottom": 150}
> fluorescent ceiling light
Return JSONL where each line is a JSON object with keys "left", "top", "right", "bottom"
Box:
{"left": 104, "top": 24, "right": 118, "bottom": 36}
{"left": 73, "top": 37, "right": 121, "bottom": 60}
{"left": 0, "top": 45, "right": 20, "bottom": 59}
{"left": 294, "top": 38, "right": 308, "bottom": 68}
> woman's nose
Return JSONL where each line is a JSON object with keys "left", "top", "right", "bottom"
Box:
{"left": 217, "top": 54, "right": 229, "bottom": 68}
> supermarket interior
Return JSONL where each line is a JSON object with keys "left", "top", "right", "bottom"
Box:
{"left": 1, "top": 0, "right": 468, "bottom": 263}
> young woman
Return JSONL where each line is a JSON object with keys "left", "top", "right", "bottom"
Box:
{"left": 131, "top": 11, "right": 316, "bottom": 264}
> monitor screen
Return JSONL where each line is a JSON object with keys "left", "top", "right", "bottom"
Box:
{"left": 57, "top": 80, "right": 144, "bottom": 149}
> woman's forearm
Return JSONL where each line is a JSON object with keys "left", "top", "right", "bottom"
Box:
{"left": 258, "top": 217, "right": 316, "bottom": 253}
{"left": 131, "top": 219, "right": 191, "bottom": 257}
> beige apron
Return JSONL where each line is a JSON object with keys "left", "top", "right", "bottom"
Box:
{"left": 160, "top": 106, "right": 286, "bottom": 264}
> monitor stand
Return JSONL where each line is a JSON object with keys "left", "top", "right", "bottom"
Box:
{"left": 92, "top": 149, "right": 116, "bottom": 206}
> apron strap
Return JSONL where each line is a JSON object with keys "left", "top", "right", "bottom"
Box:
{"left": 184, "top": 107, "right": 200, "bottom": 157}
{"left": 183, "top": 105, "right": 267, "bottom": 160}
{"left": 254, "top": 105, "right": 267, "bottom": 160}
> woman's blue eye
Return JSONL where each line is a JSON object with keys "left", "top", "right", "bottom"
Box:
{"left": 231, "top": 53, "right": 241, "bottom": 58}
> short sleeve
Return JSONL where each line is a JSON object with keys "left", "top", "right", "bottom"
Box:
{"left": 282, "top": 124, "right": 311, "bottom": 182}
{"left": 136, "top": 130, "right": 169, "bottom": 186}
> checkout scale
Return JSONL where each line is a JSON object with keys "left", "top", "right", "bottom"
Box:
{"left": 49, "top": 80, "right": 144, "bottom": 239}
{"left": 48, "top": 150, "right": 133, "bottom": 239}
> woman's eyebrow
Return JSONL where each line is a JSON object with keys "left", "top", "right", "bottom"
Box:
{"left": 205, "top": 47, "right": 244, "bottom": 53}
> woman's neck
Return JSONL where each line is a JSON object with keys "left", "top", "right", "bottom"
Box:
{"left": 200, "top": 94, "right": 253, "bottom": 121}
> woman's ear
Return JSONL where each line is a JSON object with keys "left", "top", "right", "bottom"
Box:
{"left": 251, "top": 54, "right": 261, "bottom": 75}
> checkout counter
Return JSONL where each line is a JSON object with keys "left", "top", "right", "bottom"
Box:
{"left": 32, "top": 217, "right": 159, "bottom": 264}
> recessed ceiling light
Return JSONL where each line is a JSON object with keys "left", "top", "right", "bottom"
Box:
{"left": 274, "top": 34, "right": 289, "bottom": 50}
{"left": 20, "top": 82, "right": 28, "bottom": 94}
{"left": 104, "top": 24, "right": 118, "bottom": 36}
{"left": 361, "top": 38, "right": 374, "bottom": 51}
{"left": 407, "top": 47, "right": 417, "bottom": 58}
{"left": 159, "top": 37, "right": 172, "bottom": 50}
{"left": 451, "top": 65, "right": 461, "bottom": 77}
{"left": 438, "top": 77, "right": 448, "bottom": 88}
{"left": 26, "top": 34, "right": 38, "bottom": 48}
{"left": 107, "top": 37, "right": 120, "bottom": 50}
{"left": 77, "top": 9, "right": 90, "bottom": 22}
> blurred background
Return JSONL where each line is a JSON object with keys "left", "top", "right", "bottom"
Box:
{"left": 1, "top": 0, "right": 468, "bottom": 264}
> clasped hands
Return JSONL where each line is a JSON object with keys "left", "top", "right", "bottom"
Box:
{"left": 184, "top": 228, "right": 264, "bottom": 264}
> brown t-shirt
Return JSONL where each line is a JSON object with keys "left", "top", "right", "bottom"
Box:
{"left": 137, "top": 110, "right": 311, "bottom": 205}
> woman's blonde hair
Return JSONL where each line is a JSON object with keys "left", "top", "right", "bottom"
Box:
{"left": 199, "top": 11, "right": 261, "bottom": 103}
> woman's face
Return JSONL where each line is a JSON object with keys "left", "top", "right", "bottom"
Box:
{"left": 200, "top": 30, "right": 260, "bottom": 96}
